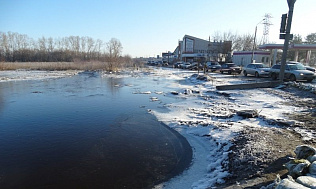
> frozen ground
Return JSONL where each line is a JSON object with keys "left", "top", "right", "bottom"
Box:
{"left": 129, "top": 68, "right": 315, "bottom": 189}
{"left": 144, "top": 69, "right": 315, "bottom": 189}
{"left": 1, "top": 68, "right": 315, "bottom": 188}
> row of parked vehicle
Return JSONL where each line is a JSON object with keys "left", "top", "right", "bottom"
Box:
{"left": 173, "top": 61, "right": 316, "bottom": 82}
{"left": 174, "top": 61, "right": 223, "bottom": 72}
{"left": 147, "top": 60, "right": 169, "bottom": 66}
{"left": 242, "top": 61, "right": 316, "bottom": 82}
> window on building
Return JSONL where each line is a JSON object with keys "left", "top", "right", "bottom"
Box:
{"left": 266, "top": 57, "right": 269, "bottom": 63}
{"left": 261, "top": 57, "right": 265, "bottom": 62}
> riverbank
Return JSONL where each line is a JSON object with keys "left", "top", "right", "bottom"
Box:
{"left": 145, "top": 68, "right": 316, "bottom": 188}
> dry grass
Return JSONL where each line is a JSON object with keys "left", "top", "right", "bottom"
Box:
{"left": 0, "top": 61, "right": 110, "bottom": 71}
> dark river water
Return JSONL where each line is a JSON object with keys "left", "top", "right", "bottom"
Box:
{"left": 0, "top": 71, "right": 192, "bottom": 189}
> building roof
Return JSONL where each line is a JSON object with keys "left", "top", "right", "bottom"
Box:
{"left": 183, "top": 34, "right": 209, "bottom": 42}
{"left": 259, "top": 43, "right": 316, "bottom": 50}
{"left": 233, "top": 51, "right": 270, "bottom": 55}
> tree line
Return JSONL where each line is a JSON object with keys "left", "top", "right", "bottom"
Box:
{"left": 0, "top": 31, "right": 129, "bottom": 65}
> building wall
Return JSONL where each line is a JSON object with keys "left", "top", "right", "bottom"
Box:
{"left": 178, "top": 35, "right": 232, "bottom": 63}
{"left": 233, "top": 51, "right": 271, "bottom": 66}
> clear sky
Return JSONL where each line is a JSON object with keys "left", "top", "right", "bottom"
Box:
{"left": 1, "top": 0, "right": 315, "bottom": 58}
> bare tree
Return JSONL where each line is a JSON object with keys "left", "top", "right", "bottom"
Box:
{"left": 233, "top": 34, "right": 254, "bottom": 51}
{"left": 211, "top": 31, "right": 254, "bottom": 51}
{"left": 86, "top": 37, "right": 95, "bottom": 59}
{"left": 54, "top": 37, "right": 64, "bottom": 51}
{"left": 0, "top": 31, "right": 126, "bottom": 64}
{"left": 106, "top": 38, "right": 122, "bottom": 71}
{"left": 95, "top": 39, "right": 103, "bottom": 60}
{"left": 68, "top": 36, "right": 80, "bottom": 56}
{"left": 47, "top": 37, "right": 54, "bottom": 52}
{"left": 0, "top": 32, "right": 9, "bottom": 61}
{"left": 80, "top": 37, "right": 86, "bottom": 59}
{"left": 212, "top": 30, "right": 238, "bottom": 42}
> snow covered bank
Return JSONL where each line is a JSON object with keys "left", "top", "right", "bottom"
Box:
{"left": 287, "top": 81, "right": 316, "bottom": 94}
{"left": 143, "top": 70, "right": 303, "bottom": 188}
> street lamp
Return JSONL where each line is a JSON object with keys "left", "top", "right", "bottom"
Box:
{"left": 251, "top": 18, "right": 266, "bottom": 63}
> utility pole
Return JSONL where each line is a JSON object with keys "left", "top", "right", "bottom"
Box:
{"left": 279, "top": 0, "right": 296, "bottom": 82}
{"left": 251, "top": 19, "right": 265, "bottom": 63}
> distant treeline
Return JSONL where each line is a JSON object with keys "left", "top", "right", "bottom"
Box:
{"left": 0, "top": 31, "right": 128, "bottom": 63}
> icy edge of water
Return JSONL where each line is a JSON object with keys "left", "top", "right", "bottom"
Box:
{"left": 0, "top": 70, "right": 79, "bottom": 82}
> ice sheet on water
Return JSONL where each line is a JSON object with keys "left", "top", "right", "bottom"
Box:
{"left": 0, "top": 70, "right": 78, "bottom": 82}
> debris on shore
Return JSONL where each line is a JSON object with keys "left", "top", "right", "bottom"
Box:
{"left": 262, "top": 145, "right": 316, "bottom": 189}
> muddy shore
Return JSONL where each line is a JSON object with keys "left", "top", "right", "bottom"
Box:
{"left": 218, "top": 84, "right": 316, "bottom": 189}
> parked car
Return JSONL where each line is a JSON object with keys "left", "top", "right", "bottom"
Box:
{"left": 147, "top": 60, "right": 156, "bottom": 65}
{"left": 189, "top": 62, "right": 204, "bottom": 70}
{"left": 243, "top": 63, "right": 270, "bottom": 77}
{"left": 162, "top": 62, "right": 169, "bottom": 66}
{"left": 174, "top": 62, "right": 184, "bottom": 68}
{"left": 206, "top": 62, "right": 221, "bottom": 72}
{"left": 269, "top": 63, "right": 316, "bottom": 82}
{"left": 220, "top": 63, "right": 242, "bottom": 74}
{"left": 181, "top": 62, "right": 191, "bottom": 69}
{"left": 281, "top": 61, "right": 316, "bottom": 73}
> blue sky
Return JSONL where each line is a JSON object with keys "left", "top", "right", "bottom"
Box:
{"left": 1, "top": 0, "right": 316, "bottom": 57}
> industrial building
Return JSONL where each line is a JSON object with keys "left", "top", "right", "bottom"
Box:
{"left": 163, "top": 35, "right": 232, "bottom": 64}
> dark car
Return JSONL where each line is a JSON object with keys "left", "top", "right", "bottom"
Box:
{"left": 206, "top": 62, "right": 221, "bottom": 72}
{"left": 220, "top": 63, "right": 242, "bottom": 74}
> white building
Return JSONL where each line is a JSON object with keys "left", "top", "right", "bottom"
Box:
{"left": 232, "top": 51, "right": 271, "bottom": 66}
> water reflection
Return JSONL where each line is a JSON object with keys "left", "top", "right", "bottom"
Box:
{"left": 0, "top": 88, "right": 4, "bottom": 114}
{"left": 105, "top": 76, "right": 124, "bottom": 95}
